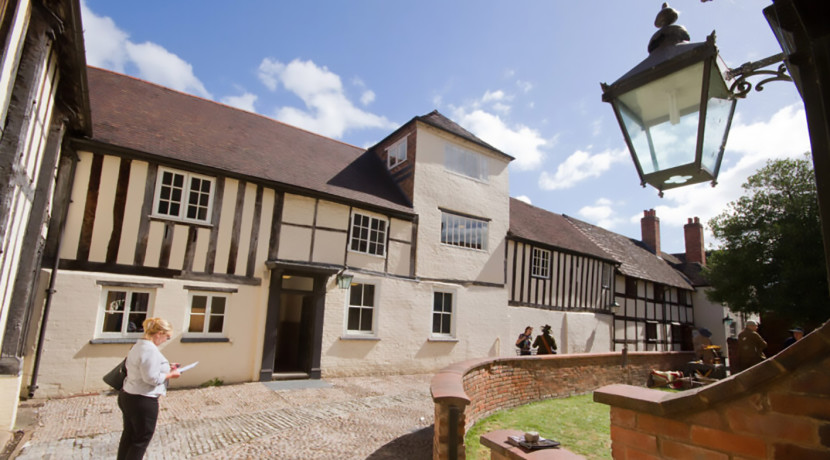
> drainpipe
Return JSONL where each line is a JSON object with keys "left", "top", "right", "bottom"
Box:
{"left": 28, "top": 151, "right": 77, "bottom": 398}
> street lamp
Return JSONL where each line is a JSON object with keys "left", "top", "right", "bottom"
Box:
{"left": 601, "top": 3, "right": 793, "bottom": 197}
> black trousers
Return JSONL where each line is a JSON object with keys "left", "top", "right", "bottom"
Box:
{"left": 117, "top": 391, "right": 159, "bottom": 460}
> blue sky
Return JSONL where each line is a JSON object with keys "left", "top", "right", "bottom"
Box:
{"left": 80, "top": 1, "right": 809, "bottom": 254}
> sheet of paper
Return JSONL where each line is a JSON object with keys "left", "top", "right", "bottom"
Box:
{"left": 178, "top": 361, "right": 198, "bottom": 373}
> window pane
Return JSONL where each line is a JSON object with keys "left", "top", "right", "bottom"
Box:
{"left": 208, "top": 315, "right": 224, "bottom": 333}
{"left": 127, "top": 313, "right": 146, "bottom": 332}
{"left": 192, "top": 295, "right": 207, "bottom": 313}
{"left": 102, "top": 312, "right": 123, "bottom": 333}
{"left": 211, "top": 297, "right": 226, "bottom": 315}
{"left": 347, "top": 308, "right": 361, "bottom": 330}
{"left": 360, "top": 308, "right": 373, "bottom": 331}
{"left": 363, "top": 284, "right": 374, "bottom": 306}
{"left": 432, "top": 314, "right": 442, "bottom": 334}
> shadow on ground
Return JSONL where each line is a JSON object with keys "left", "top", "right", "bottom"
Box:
{"left": 366, "top": 425, "right": 433, "bottom": 460}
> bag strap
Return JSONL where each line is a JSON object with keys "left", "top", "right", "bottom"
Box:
{"left": 542, "top": 336, "right": 553, "bottom": 354}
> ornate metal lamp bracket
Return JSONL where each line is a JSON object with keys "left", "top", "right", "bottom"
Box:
{"left": 726, "top": 52, "right": 792, "bottom": 99}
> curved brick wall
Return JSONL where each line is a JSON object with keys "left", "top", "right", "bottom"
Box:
{"left": 430, "top": 351, "right": 693, "bottom": 460}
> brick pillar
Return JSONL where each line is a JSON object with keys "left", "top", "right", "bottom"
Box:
{"left": 684, "top": 217, "right": 706, "bottom": 265}
{"left": 640, "top": 210, "right": 660, "bottom": 255}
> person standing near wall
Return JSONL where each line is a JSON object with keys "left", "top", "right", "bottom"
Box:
{"left": 736, "top": 320, "right": 767, "bottom": 373}
{"left": 782, "top": 327, "right": 804, "bottom": 349}
{"left": 516, "top": 326, "right": 533, "bottom": 355}
{"left": 533, "top": 324, "right": 557, "bottom": 354}
{"left": 118, "top": 318, "right": 181, "bottom": 459}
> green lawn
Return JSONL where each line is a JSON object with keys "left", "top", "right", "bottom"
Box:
{"left": 464, "top": 393, "right": 612, "bottom": 459}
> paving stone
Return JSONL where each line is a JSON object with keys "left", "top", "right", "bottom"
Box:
{"left": 13, "top": 374, "right": 435, "bottom": 459}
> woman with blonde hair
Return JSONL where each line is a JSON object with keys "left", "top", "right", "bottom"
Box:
{"left": 118, "top": 317, "right": 180, "bottom": 459}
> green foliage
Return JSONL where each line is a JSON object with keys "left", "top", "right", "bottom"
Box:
{"left": 704, "top": 155, "right": 829, "bottom": 327}
{"left": 465, "top": 394, "right": 611, "bottom": 459}
{"left": 199, "top": 377, "right": 224, "bottom": 387}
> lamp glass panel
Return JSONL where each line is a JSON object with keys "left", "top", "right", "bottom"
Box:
{"left": 700, "top": 64, "right": 734, "bottom": 173}
{"left": 617, "top": 62, "right": 705, "bottom": 174}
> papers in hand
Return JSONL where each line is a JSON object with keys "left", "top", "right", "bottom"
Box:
{"left": 178, "top": 361, "right": 198, "bottom": 373}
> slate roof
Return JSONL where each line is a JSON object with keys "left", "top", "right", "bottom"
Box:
{"left": 84, "top": 67, "right": 413, "bottom": 215}
{"left": 508, "top": 198, "right": 616, "bottom": 263}
{"left": 564, "top": 215, "right": 693, "bottom": 290}
{"left": 669, "top": 253, "right": 710, "bottom": 287}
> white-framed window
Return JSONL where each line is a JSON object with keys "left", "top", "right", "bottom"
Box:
{"left": 531, "top": 248, "right": 551, "bottom": 278}
{"left": 186, "top": 292, "right": 227, "bottom": 335}
{"left": 98, "top": 288, "right": 153, "bottom": 336}
{"left": 444, "top": 144, "right": 488, "bottom": 182}
{"left": 441, "top": 211, "right": 488, "bottom": 250}
{"left": 350, "top": 213, "right": 387, "bottom": 256}
{"left": 153, "top": 167, "right": 215, "bottom": 224}
{"left": 432, "top": 290, "right": 455, "bottom": 337}
{"left": 387, "top": 137, "right": 407, "bottom": 169}
{"left": 346, "top": 282, "right": 376, "bottom": 335}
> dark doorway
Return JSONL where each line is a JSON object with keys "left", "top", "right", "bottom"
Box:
{"left": 260, "top": 269, "right": 327, "bottom": 381}
{"left": 275, "top": 292, "right": 314, "bottom": 373}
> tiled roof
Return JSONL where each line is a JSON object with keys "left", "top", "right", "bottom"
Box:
{"left": 564, "top": 215, "right": 693, "bottom": 289}
{"left": 508, "top": 198, "right": 617, "bottom": 263}
{"left": 415, "top": 110, "right": 514, "bottom": 161}
{"left": 669, "top": 253, "right": 710, "bottom": 287}
{"left": 85, "top": 67, "right": 413, "bottom": 215}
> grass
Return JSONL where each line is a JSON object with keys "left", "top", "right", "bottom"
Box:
{"left": 464, "top": 393, "right": 612, "bottom": 460}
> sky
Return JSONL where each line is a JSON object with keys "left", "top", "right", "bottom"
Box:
{"left": 79, "top": 0, "right": 810, "bottom": 254}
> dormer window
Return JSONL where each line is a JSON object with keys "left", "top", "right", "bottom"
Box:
{"left": 445, "top": 144, "right": 488, "bottom": 182}
{"left": 387, "top": 138, "right": 407, "bottom": 169}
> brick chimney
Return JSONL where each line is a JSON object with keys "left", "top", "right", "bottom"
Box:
{"left": 684, "top": 217, "right": 706, "bottom": 265}
{"left": 641, "top": 209, "right": 660, "bottom": 255}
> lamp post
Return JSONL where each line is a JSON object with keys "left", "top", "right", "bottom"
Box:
{"left": 603, "top": 1, "right": 830, "bottom": 288}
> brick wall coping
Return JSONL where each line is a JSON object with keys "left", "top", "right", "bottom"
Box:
{"left": 480, "top": 430, "right": 587, "bottom": 459}
{"left": 430, "top": 351, "right": 692, "bottom": 404}
{"left": 594, "top": 320, "right": 830, "bottom": 416}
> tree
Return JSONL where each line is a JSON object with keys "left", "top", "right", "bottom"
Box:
{"left": 704, "top": 155, "right": 830, "bottom": 328}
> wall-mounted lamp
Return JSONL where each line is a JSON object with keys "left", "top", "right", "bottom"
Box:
{"left": 723, "top": 316, "right": 734, "bottom": 325}
{"left": 610, "top": 301, "right": 622, "bottom": 314}
{"left": 336, "top": 269, "right": 354, "bottom": 290}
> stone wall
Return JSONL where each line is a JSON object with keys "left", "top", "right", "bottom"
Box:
{"left": 595, "top": 320, "right": 830, "bottom": 459}
{"left": 430, "top": 351, "right": 693, "bottom": 459}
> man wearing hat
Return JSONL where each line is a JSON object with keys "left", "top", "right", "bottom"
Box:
{"left": 735, "top": 320, "right": 767, "bottom": 373}
{"left": 533, "top": 325, "right": 557, "bottom": 355}
{"left": 782, "top": 327, "right": 804, "bottom": 349}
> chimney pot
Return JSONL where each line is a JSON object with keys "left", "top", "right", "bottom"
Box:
{"left": 641, "top": 209, "right": 661, "bottom": 255}
{"left": 684, "top": 216, "right": 706, "bottom": 265}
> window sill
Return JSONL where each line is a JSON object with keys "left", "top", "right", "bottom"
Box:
{"left": 89, "top": 338, "right": 139, "bottom": 344}
{"left": 181, "top": 337, "right": 230, "bottom": 343}
{"left": 428, "top": 337, "right": 458, "bottom": 343}
{"left": 149, "top": 214, "right": 213, "bottom": 228}
{"left": 339, "top": 335, "right": 380, "bottom": 341}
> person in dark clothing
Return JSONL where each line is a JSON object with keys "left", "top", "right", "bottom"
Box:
{"left": 782, "top": 327, "right": 804, "bottom": 349}
{"left": 533, "top": 324, "right": 558, "bottom": 354}
{"left": 516, "top": 326, "right": 533, "bottom": 355}
{"left": 735, "top": 320, "right": 766, "bottom": 372}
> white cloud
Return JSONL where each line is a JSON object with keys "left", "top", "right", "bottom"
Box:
{"left": 539, "top": 148, "right": 627, "bottom": 190}
{"left": 645, "top": 104, "right": 810, "bottom": 248}
{"left": 360, "top": 90, "right": 375, "bottom": 106}
{"left": 516, "top": 80, "right": 533, "bottom": 93}
{"left": 451, "top": 108, "right": 547, "bottom": 171}
{"left": 257, "top": 58, "right": 396, "bottom": 138}
{"left": 221, "top": 92, "right": 258, "bottom": 112}
{"left": 578, "top": 198, "right": 624, "bottom": 230}
{"left": 514, "top": 195, "right": 532, "bottom": 205}
{"left": 482, "top": 90, "right": 506, "bottom": 102}
{"left": 82, "top": 3, "right": 211, "bottom": 99}
{"left": 125, "top": 42, "right": 211, "bottom": 98}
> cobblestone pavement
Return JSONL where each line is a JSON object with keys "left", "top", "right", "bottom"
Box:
{"left": 11, "top": 374, "right": 434, "bottom": 459}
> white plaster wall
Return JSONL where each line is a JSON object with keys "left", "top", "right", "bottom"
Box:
{"left": 319, "top": 275, "right": 509, "bottom": 376}
{"left": 312, "top": 229, "right": 347, "bottom": 265}
{"left": 116, "top": 161, "right": 147, "bottom": 265}
{"left": 693, "top": 287, "right": 730, "bottom": 349}
{"left": 282, "top": 194, "right": 316, "bottom": 226}
{"left": 315, "top": 200, "right": 349, "bottom": 229}
{"left": 508, "top": 307, "right": 613, "bottom": 355}
{"left": 88, "top": 155, "right": 120, "bottom": 262}
{"left": 410, "top": 126, "right": 510, "bottom": 284}
{"left": 34, "top": 271, "right": 265, "bottom": 397}
{"left": 0, "top": 375, "right": 21, "bottom": 430}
